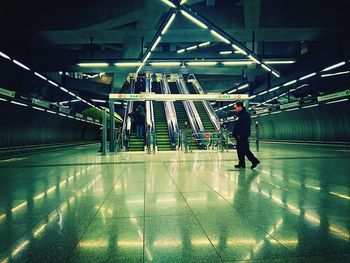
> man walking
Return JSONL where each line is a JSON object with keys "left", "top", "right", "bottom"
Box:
{"left": 232, "top": 101, "right": 260, "bottom": 169}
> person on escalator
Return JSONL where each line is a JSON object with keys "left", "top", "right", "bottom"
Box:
{"left": 135, "top": 104, "right": 146, "bottom": 140}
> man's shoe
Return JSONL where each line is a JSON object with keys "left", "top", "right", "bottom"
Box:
{"left": 234, "top": 164, "right": 246, "bottom": 168}
{"left": 251, "top": 160, "right": 260, "bottom": 169}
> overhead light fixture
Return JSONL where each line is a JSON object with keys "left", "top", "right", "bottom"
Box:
{"left": 248, "top": 55, "right": 261, "bottom": 64}
{"left": 249, "top": 95, "right": 257, "bottom": 99}
{"left": 222, "top": 61, "right": 253, "bottom": 65}
{"left": 32, "top": 106, "right": 45, "bottom": 111}
{"left": 78, "top": 63, "right": 108, "bottom": 67}
{"left": 264, "top": 60, "right": 296, "bottom": 64}
{"left": 60, "top": 87, "right": 69, "bottom": 92}
{"left": 0, "top": 51, "right": 11, "bottom": 60}
{"left": 283, "top": 80, "right": 297, "bottom": 86}
{"left": 302, "top": 104, "right": 318, "bottom": 109}
{"left": 186, "top": 45, "right": 197, "bottom": 51}
{"left": 237, "top": 83, "right": 249, "bottom": 90}
{"left": 161, "top": 13, "right": 176, "bottom": 35}
{"left": 269, "top": 86, "right": 280, "bottom": 92}
{"left": 114, "top": 62, "right": 141, "bottom": 67}
{"left": 10, "top": 101, "right": 28, "bottom": 107}
{"left": 34, "top": 72, "right": 47, "bottom": 80}
{"left": 180, "top": 10, "right": 208, "bottom": 29}
{"left": 299, "top": 72, "right": 316, "bottom": 80}
{"left": 210, "top": 30, "right": 230, "bottom": 44}
{"left": 321, "top": 71, "right": 350, "bottom": 78}
{"left": 13, "top": 60, "right": 30, "bottom": 70}
{"left": 199, "top": 42, "right": 210, "bottom": 47}
{"left": 177, "top": 49, "right": 186, "bottom": 54}
{"left": 160, "top": 0, "right": 177, "bottom": 8}
{"left": 231, "top": 44, "right": 247, "bottom": 55}
{"left": 187, "top": 61, "right": 217, "bottom": 66}
{"left": 220, "top": 51, "right": 232, "bottom": 55}
{"left": 150, "top": 62, "right": 181, "bottom": 66}
{"left": 48, "top": 80, "right": 59, "bottom": 87}
{"left": 180, "top": 0, "right": 187, "bottom": 4}
{"left": 0, "top": 98, "right": 7, "bottom": 102}
{"left": 258, "top": 90, "right": 268, "bottom": 95}
{"left": 272, "top": 71, "right": 280, "bottom": 77}
{"left": 91, "top": 99, "right": 107, "bottom": 103}
{"left": 151, "top": 36, "right": 162, "bottom": 51}
{"left": 142, "top": 52, "right": 152, "bottom": 63}
{"left": 114, "top": 101, "right": 122, "bottom": 105}
{"left": 321, "top": 61, "right": 345, "bottom": 72}
{"left": 325, "top": 98, "right": 349, "bottom": 105}
{"left": 227, "top": 89, "right": 237, "bottom": 94}
{"left": 261, "top": 64, "right": 272, "bottom": 72}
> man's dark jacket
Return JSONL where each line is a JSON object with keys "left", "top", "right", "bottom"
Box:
{"left": 232, "top": 108, "right": 251, "bottom": 140}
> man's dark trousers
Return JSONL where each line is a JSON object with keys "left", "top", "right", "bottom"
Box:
{"left": 236, "top": 138, "right": 258, "bottom": 166}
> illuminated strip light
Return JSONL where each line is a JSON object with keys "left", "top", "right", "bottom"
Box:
{"left": 283, "top": 79, "right": 297, "bottom": 86}
{"left": 269, "top": 86, "right": 280, "bottom": 92}
{"left": 299, "top": 72, "right": 316, "bottom": 80}
{"left": 302, "top": 104, "right": 318, "bottom": 109}
{"left": 321, "top": 61, "right": 345, "bottom": 72}
{"left": 220, "top": 51, "right": 232, "bottom": 55}
{"left": 150, "top": 62, "right": 181, "bottom": 66}
{"left": 249, "top": 95, "right": 257, "bottom": 99}
{"left": 237, "top": 83, "right": 249, "bottom": 90}
{"left": 0, "top": 98, "right": 7, "bottom": 101}
{"left": 47, "top": 110, "right": 57, "bottom": 114}
{"left": 48, "top": 80, "right": 59, "bottom": 87}
{"left": 199, "top": 41, "right": 210, "bottom": 47}
{"left": 222, "top": 61, "right": 253, "bottom": 65}
{"left": 285, "top": 108, "right": 298, "bottom": 112}
{"left": 321, "top": 71, "right": 350, "bottom": 78}
{"left": 13, "top": 60, "right": 30, "bottom": 70}
{"left": 258, "top": 90, "right": 267, "bottom": 95}
{"left": 329, "top": 191, "right": 350, "bottom": 200}
{"left": 161, "top": 13, "right": 176, "bottom": 35}
{"left": 259, "top": 113, "right": 269, "bottom": 116}
{"left": 272, "top": 71, "right": 280, "bottom": 77}
{"left": 10, "top": 101, "right": 28, "bottom": 107}
{"left": 264, "top": 60, "right": 296, "bottom": 64}
{"left": 32, "top": 106, "right": 45, "bottom": 111}
{"left": 151, "top": 36, "right": 162, "bottom": 51}
{"left": 180, "top": 10, "right": 208, "bottom": 29}
{"left": 270, "top": 111, "right": 281, "bottom": 115}
{"left": 0, "top": 51, "right": 11, "bottom": 60}
{"left": 180, "top": 0, "right": 187, "bottom": 4}
{"left": 77, "top": 63, "right": 108, "bottom": 67}
{"left": 142, "top": 52, "right": 151, "bottom": 63}
{"left": 231, "top": 44, "right": 247, "bottom": 55}
{"left": 177, "top": 49, "right": 186, "bottom": 53}
{"left": 186, "top": 45, "right": 197, "bottom": 51}
{"left": 114, "top": 62, "right": 141, "bottom": 67}
{"left": 34, "top": 72, "right": 47, "bottom": 80}
{"left": 161, "top": 0, "right": 177, "bottom": 8}
{"left": 261, "top": 64, "right": 272, "bottom": 72}
{"left": 210, "top": 30, "right": 230, "bottom": 44}
{"left": 227, "top": 89, "right": 237, "bottom": 94}
{"left": 91, "top": 99, "right": 106, "bottom": 103}
{"left": 325, "top": 98, "right": 349, "bottom": 105}
{"left": 248, "top": 55, "right": 261, "bottom": 64}
{"left": 60, "top": 87, "right": 68, "bottom": 92}
{"left": 187, "top": 61, "right": 217, "bottom": 66}
{"left": 11, "top": 240, "right": 29, "bottom": 257}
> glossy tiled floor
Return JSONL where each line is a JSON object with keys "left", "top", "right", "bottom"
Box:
{"left": 0, "top": 143, "right": 349, "bottom": 262}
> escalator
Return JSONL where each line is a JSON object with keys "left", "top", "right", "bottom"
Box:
{"left": 169, "top": 82, "right": 198, "bottom": 149}
{"left": 187, "top": 82, "right": 216, "bottom": 132}
{"left": 128, "top": 103, "right": 145, "bottom": 152}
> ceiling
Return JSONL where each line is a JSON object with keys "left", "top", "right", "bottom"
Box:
{"left": 1, "top": 0, "right": 350, "bottom": 107}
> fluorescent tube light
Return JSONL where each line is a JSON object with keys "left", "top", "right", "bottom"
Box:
{"left": 237, "top": 84, "right": 249, "bottom": 90}
{"left": 272, "top": 71, "right": 280, "bottom": 77}
{"left": 142, "top": 52, "right": 151, "bottom": 63}
{"left": 13, "top": 60, "right": 30, "bottom": 70}
{"left": 264, "top": 60, "right": 296, "bottom": 64}
{"left": 270, "top": 111, "right": 281, "bottom": 115}
{"left": 77, "top": 63, "right": 108, "bottom": 67}
{"left": 0, "top": 51, "right": 11, "bottom": 60}
{"left": 161, "top": 13, "right": 176, "bottom": 35}
{"left": 151, "top": 36, "right": 162, "bottom": 51}
{"left": 259, "top": 113, "right": 269, "bottom": 116}
{"left": 48, "top": 80, "right": 58, "bottom": 87}
{"left": 114, "top": 62, "right": 141, "bottom": 67}
{"left": 248, "top": 55, "right": 261, "bottom": 64}
{"left": 0, "top": 98, "right": 7, "bottom": 101}
{"left": 261, "top": 64, "right": 272, "bottom": 72}
{"left": 302, "top": 104, "right": 318, "bottom": 109}
{"left": 186, "top": 45, "right": 197, "bottom": 51}
{"left": 150, "top": 62, "right": 181, "bottom": 66}
{"left": 199, "top": 42, "right": 210, "bottom": 47}
{"left": 59, "top": 113, "right": 67, "bottom": 117}
{"left": 68, "top": 116, "right": 74, "bottom": 119}
{"left": 249, "top": 95, "right": 257, "bottom": 99}
{"left": 325, "top": 98, "right": 349, "bottom": 104}
{"left": 91, "top": 99, "right": 106, "bottom": 103}
{"left": 299, "top": 72, "right": 316, "bottom": 80}
{"left": 231, "top": 44, "right": 247, "bottom": 55}
{"left": 321, "top": 71, "right": 350, "bottom": 78}
{"left": 321, "top": 61, "right": 345, "bottom": 72}
{"left": 222, "top": 61, "right": 253, "bottom": 65}
{"left": 187, "top": 61, "right": 217, "bottom": 66}
{"left": 68, "top": 92, "right": 75, "bottom": 96}
{"left": 11, "top": 101, "right": 28, "bottom": 107}
{"left": 161, "top": 0, "right": 177, "bottom": 8}
{"left": 269, "top": 86, "right": 280, "bottom": 92}
{"left": 210, "top": 30, "right": 230, "bottom": 44}
{"left": 32, "top": 106, "right": 45, "bottom": 111}
{"left": 227, "top": 89, "right": 237, "bottom": 94}
{"left": 180, "top": 10, "right": 208, "bottom": 29}
{"left": 46, "top": 110, "right": 56, "bottom": 114}
{"left": 283, "top": 80, "right": 297, "bottom": 86}
{"left": 220, "top": 51, "right": 232, "bottom": 55}
{"left": 34, "top": 72, "right": 47, "bottom": 80}
{"left": 258, "top": 90, "right": 267, "bottom": 95}
{"left": 180, "top": 0, "right": 187, "bottom": 4}
{"left": 177, "top": 49, "right": 186, "bottom": 53}
{"left": 60, "top": 87, "right": 68, "bottom": 92}
{"left": 114, "top": 101, "right": 122, "bottom": 105}
{"left": 285, "top": 108, "right": 298, "bottom": 112}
